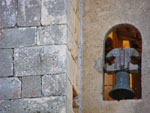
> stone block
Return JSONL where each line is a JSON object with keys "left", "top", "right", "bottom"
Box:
{"left": 0, "top": 97, "right": 66, "bottom": 113}
{"left": 66, "top": 80, "right": 74, "bottom": 113}
{"left": 68, "top": 0, "right": 77, "bottom": 12}
{"left": 67, "top": 2, "right": 80, "bottom": 44}
{"left": 22, "top": 76, "right": 42, "bottom": 98}
{"left": 37, "top": 25, "right": 67, "bottom": 45}
{"left": 0, "top": 77, "right": 21, "bottom": 99}
{"left": 75, "top": 0, "right": 80, "bottom": 19}
{"left": 0, "top": 28, "right": 36, "bottom": 48}
{"left": 68, "top": 30, "right": 78, "bottom": 61}
{"left": 42, "top": 74, "right": 67, "bottom": 96}
{"left": 67, "top": 51, "right": 78, "bottom": 88}
{"left": 75, "top": 15, "right": 80, "bottom": 43}
{"left": 67, "top": 3, "right": 76, "bottom": 36}
{"left": 0, "top": 49, "right": 13, "bottom": 77}
{"left": 17, "top": 0, "right": 41, "bottom": 26}
{"left": 14, "top": 45, "right": 67, "bottom": 76}
{"left": 41, "top": 0, "right": 67, "bottom": 25}
{"left": 0, "top": 0, "right": 17, "bottom": 28}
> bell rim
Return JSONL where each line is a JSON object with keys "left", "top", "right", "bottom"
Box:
{"left": 109, "top": 88, "right": 136, "bottom": 100}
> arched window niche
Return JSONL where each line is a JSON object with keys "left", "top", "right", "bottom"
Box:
{"left": 103, "top": 24, "right": 142, "bottom": 101}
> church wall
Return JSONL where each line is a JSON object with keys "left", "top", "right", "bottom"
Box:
{"left": 82, "top": 0, "right": 150, "bottom": 113}
{"left": 0, "top": 0, "right": 80, "bottom": 113}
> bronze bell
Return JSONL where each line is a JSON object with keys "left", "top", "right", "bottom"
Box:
{"left": 109, "top": 71, "right": 135, "bottom": 100}
{"left": 104, "top": 48, "right": 140, "bottom": 100}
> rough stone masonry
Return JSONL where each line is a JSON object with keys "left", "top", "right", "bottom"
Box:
{"left": 0, "top": 0, "right": 80, "bottom": 113}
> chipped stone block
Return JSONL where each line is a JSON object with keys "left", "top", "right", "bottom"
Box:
{"left": 0, "top": 28, "right": 36, "bottom": 48}
{"left": 0, "top": 0, "right": 17, "bottom": 28}
{"left": 0, "top": 49, "right": 13, "bottom": 77}
{"left": 22, "top": 76, "right": 42, "bottom": 98}
{"left": 42, "top": 74, "right": 67, "bottom": 96}
{"left": 14, "top": 45, "right": 67, "bottom": 76}
{"left": 0, "top": 97, "right": 66, "bottom": 113}
{"left": 38, "top": 25, "right": 67, "bottom": 45}
{"left": 41, "top": 0, "right": 67, "bottom": 25}
{"left": 17, "top": 0, "right": 41, "bottom": 26}
{"left": 0, "top": 77, "right": 21, "bottom": 99}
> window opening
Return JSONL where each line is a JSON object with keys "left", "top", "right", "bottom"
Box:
{"left": 104, "top": 25, "right": 142, "bottom": 100}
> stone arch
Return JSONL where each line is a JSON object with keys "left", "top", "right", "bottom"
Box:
{"left": 104, "top": 23, "right": 142, "bottom": 44}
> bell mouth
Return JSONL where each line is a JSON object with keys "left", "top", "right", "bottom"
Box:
{"left": 109, "top": 88, "right": 136, "bottom": 100}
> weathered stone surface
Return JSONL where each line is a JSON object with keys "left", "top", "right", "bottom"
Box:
{"left": 67, "top": 1, "right": 80, "bottom": 44}
{"left": 68, "top": 30, "right": 78, "bottom": 61}
{"left": 68, "top": 0, "right": 80, "bottom": 18}
{"left": 0, "top": 77, "right": 21, "bottom": 99}
{"left": 14, "top": 45, "right": 67, "bottom": 76}
{"left": 67, "top": 2, "right": 76, "bottom": 36}
{"left": 75, "top": 0, "right": 80, "bottom": 19}
{"left": 0, "top": 49, "right": 13, "bottom": 77}
{"left": 75, "top": 14, "right": 80, "bottom": 43}
{"left": 0, "top": 28, "right": 36, "bottom": 48}
{"left": 37, "top": 25, "right": 67, "bottom": 45}
{"left": 17, "top": 0, "right": 41, "bottom": 26}
{"left": 42, "top": 74, "right": 67, "bottom": 96}
{"left": 66, "top": 79, "right": 74, "bottom": 113}
{"left": 22, "top": 76, "right": 42, "bottom": 98}
{"left": 94, "top": 58, "right": 103, "bottom": 73}
{"left": 67, "top": 51, "right": 78, "bottom": 90}
{"left": 0, "top": 97, "right": 66, "bottom": 113}
{"left": 0, "top": 0, "right": 17, "bottom": 28}
{"left": 68, "top": 0, "right": 77, "bottom": 12}
{"left": 41, "top": 0, "right": 67, "bottom": 25}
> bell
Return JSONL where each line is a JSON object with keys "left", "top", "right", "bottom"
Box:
{"left": 109, "top": 71, "right": 136, "bottom": 100}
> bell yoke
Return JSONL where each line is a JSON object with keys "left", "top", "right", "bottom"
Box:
{"left": 104, "top": 48, "right": 140, "bottom": 100}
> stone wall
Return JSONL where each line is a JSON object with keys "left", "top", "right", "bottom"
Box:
{"left": 0, "top": 0, "right": 80, "bottom": 113}
{"left": 82, "top": 0, "right": 150, "bottom": 113}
